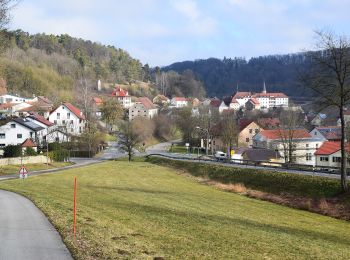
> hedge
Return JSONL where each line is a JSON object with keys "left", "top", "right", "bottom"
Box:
{"left": 146, "top": 157, "right": 342, "bottom": 198}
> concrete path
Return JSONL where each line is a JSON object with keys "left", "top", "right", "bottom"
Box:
{"left": 0, "top": 190, "right": 72, "bottom": 260}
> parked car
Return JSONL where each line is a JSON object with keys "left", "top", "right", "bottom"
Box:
{"left": 214, "top": 151, "right": 227, "bottom": 161}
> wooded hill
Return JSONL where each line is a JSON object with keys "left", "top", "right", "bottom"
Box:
{"left": 162, "top": 54, "right": 313, "bottom": 99}
{"left": 0, "top": 30, "right": 151, "bottom": 102}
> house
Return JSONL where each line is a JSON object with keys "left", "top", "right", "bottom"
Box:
{"left": 314, "top": 141, "right": 349, "bottom": 168}
{"left": 231, "top": 147, "right": 281, "bottom": 163}
{"left": 309, "top": 126, "right": 341, "bottom": 141}
{"left": 26, "top": 113, "right": 56, "bottom": 146}
{"left": 129, "top": 97, "right": 158, "bottom": 121}
{"left": 92, "top": 97, "right": 103, "bottom": 117}
{"left": 209, "top": 98, "right": 221, "bottom": 110}
{"left": 111, "top": 86, "right": 132, "bottom": 108}
{"left": 49, "top": 103, "right": 86, "bottom": 136}
{"left": 245, "top": 98, "right": 261, "bottom": 110}
{"left": 21, "top": 138, "right": 38, "bottom": 152}
{"left": 171, "top": 97, "right": 188, "bottom": 108}
{"left": 0, "top": 118, "right": 45, "bottom": 147}
{"left": 253, "top": 129, "right": 323, "bottom": 165}
{"left": 230, "top": 83, "right": 289, "bottom": 110}
{"left": 310, "top": 113, "right": 327, "bottom": 126}
{"left": 153, "top": 95, "right": 170, "bottom": 106}
{"left": 337, "top": 110, "right": 350, "bottom": 126}
{"left": 238, "top": 120, "right": 262, "bottom": 147}
{"left": 0, "top": 94, "right": 31, "bottom": 104}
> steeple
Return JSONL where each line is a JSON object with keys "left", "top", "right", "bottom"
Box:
{"left": 236, "top": 83, "right": 239, "bottom": 93}
{"left": 262, "top": 81, "right": 267, "bottom": 94}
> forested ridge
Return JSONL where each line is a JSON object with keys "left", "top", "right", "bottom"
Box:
{"left": 0, "top": 30, "right": 151, "bottom": 102}
{"left": 162, "top": 54, "right": 313, "bottom": 98}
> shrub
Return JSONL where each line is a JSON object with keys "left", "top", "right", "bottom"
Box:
{"left": 48, "top": 149, "right": 69, "bottom": 162}
{"left": 25, "top": 147, "right": 37, "bottom": 156}
{"left": 146, "top": 157, "right": 342, "bottom": 198}
{"left": 3, "top": 145, "right": 22, "bottom": 158}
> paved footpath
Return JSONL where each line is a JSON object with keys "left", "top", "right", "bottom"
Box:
{"left": 0, "top": 190, "right": 72, "bottom": 260}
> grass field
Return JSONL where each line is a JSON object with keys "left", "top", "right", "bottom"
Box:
{"left": 0, "top": 162, "right": 73, "bottom": 176}
{"left": 0, "top": 161, "right": 350, "bottom": 259}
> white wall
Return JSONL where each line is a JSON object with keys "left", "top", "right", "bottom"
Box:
{"left": 49, "top": 105, "right": 85, "bottom": 136}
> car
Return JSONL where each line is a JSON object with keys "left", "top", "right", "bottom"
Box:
{"left": 214, "top": 151, "right": 227, "bottom": 161}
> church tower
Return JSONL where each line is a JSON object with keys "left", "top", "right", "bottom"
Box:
{"left": 262, "top": 81, "right": 267, "bottom": 94}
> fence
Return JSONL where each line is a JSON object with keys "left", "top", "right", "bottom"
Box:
{"left": 147, "top": 153, "right": 348, "bottom": 176}
{"left": 0, "top": 155, "right": 50, "bottom": 166}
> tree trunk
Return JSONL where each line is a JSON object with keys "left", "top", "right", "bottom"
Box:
{"left": 340, "top": 107, "right": 348, "bottom": 192}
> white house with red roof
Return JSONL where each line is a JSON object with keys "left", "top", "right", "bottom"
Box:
{"left": 253, "top": 129, "right": 323, "bottom": 165}
{"left": 49, "top": 102, "right": 86, "bottom": 136}
{"left": 129, "top": 97, "right": 158, "bottom": 121}
{"left": 314, "top": 141, "right": 349, "bottom": 168}
{"left": 230, "top": 83, "right": 289, "bottom": 110}
{"left": 111, "top": 86, "right": 132, "bottom": 108}
{"left": 170, "top": 97, "right": 188, "bottom": 108}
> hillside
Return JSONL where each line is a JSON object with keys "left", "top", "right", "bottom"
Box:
{"left": 162, "top": 54, "right": 312, "bottom": 99}
{"left": 0, "top": 30, "right": 151, "bottom": 102}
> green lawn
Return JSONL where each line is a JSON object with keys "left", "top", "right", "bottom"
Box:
{"left": 0, "top": 162, "right": 73, "bottom": 176}
{"left": 0, "top": 161, "right": 350, "bottom": 259}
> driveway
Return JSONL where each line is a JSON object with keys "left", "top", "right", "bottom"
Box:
{"left": 0, "top": 190, "right": 72, "bottom": 260}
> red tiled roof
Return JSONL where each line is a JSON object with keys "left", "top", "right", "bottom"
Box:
{"left": 315, "top": 141, "right": 342, "bottom": 155}
{"left": 138, "top": 97, "right": 156, "bottom": 109}
{"left": 249, "top": 98, "right": 260, "bottom": 105}
{"left": 233, "top": 92, "right": 252, "bottom": 99}
{"left": 253, "top": 92, "right": 288, "bottom": 98}
{"left": 0, "top": 103, "right": 13, "bottom": 109}
{"left": 260, "top": 129, "right": 311, "bottom": 140}
{"left": 111, "top": 86, "right": 129, "bottom": 97}
{"left": 21, "top": 138, "right": 37, "bottom": 147}
{"left": 239, "top": 119, "right": 254, "bottom": 131}
{"left": 210, "top": 99, "right": 221, "bottom": 108}
{"left": 173, "top": 97, "right": 188, "bottom": 102}
{"left": 93, "top": 97, "right": 103, "bottom": 106}
{"left": 64, "top": 103, "right": 85, "bottom": 120}
{"left": 50, "top": 103, "right": 85, "bottom": 120}
{"left": 257, "top": 118, "right": 280, "bottom": 129}
{"left": 28, "top": 112, "right": 54, "bottom": 127}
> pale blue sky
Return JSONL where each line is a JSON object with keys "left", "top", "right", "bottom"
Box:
{"left": 9, "top": 0, "right": 350, "bottom": 66}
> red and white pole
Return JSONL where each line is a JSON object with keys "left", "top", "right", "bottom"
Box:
{"left": 73, "top": 177, "right": 77, "bottom": 237}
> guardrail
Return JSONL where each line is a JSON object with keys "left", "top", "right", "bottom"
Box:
{"left": 146, "top": 153, "right": 349, "bottom": 176}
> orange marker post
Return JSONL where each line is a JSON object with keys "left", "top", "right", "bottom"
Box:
{"left": 73, "top": 177, "right": 77, "bottom": 237}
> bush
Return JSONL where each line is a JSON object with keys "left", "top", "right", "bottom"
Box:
{"left": 146, "top": 157, "right": 342, "bottom": 198}
{"left": 25, "top": 147, "right": 37, "bottom": 156}
{"left": 70, "top": 150, "right": 96, "bottom": 158}
{"left": 49, "top": 149, "right": 69, "bottom": 162}
{"left": 3, "top": 145, "right": 22, "bottom": 158}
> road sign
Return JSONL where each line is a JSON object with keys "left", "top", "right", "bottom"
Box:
{"left": 18, "top": 165, "right": 29, "bottom": 179}
{"left": 185, "top": 143, "right": 190, "bottom": 147}
{"left": 230, "top": 149, "right": 235, "bottom": 156}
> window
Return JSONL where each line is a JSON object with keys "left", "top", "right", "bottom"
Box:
{"left": 320, "top": 156, "right": 329, "bottom": 162}
{"left": 30, "top": 132, "right": 33, "bottom": 138}
{"left": 249, "top": 129, "right": 253, "bottom": 134}
{"left": 55, "top": 137, "right": 59, "bottom": 142}
{"left": 17, "top": 134, "right": 22, "bottom": 139}
{"left": 62, "top": 120, "right": 66, "bottom": 124}
{"left": 57, "top": 113, "right": 60, "bottom": 119}
{"left": 54, "top": 120, "right": 57, "bottom": 124}
{"left": 255, "top": 129, "right": 259, "bottom": 134}
{"left": 67, "top": 113, "right": 70, "bottom": 119}
{"left": 71, "top": 120, "right": 73, "bottom": 124}
{"left": 306, "top": 153, "right": 312, "bottom": 161}
{"left": 332, "top": 157, "right": 341, "bottom": 163}
{"left": 10, "top": 123, "right": 15, "bottom": 128}
{"left": 306, "top": 144, "right": 309, "bottom": 148}
{"left": 316, "top": 143, "right": 319, "bottom": 148}
{"left": 0, "top": 133, "right": 4, "bottom": 139}
{"left": 0, "top": 144, "right": 5, "bottom": 147}
{"left": 246, "top": 138, "right": 249, "bottom": 142}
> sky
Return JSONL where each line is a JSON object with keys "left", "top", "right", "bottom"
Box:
{"left": 9, "top": 0, "right": 350, "bottom": 66}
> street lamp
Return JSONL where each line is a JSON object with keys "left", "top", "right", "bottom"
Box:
{"left": 195, "top": 126, "right": 210, "bottom": 156}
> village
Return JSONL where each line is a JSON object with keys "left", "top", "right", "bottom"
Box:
{"left": 0, "top": 80, "right": 345, "bottom": 172}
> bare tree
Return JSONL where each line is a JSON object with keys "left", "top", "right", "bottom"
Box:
{"left": 0, "top": 0, "right": 15, "bottom": 29}
{"left": 220, "top": 115, "right": 238, "bottom": 157}
{"left": 118, "top": 121, "right": 141, "bottom": 161}
{"left": 301, "top": 31, "right": 350, "bottom": 192}
{"left": 100, "top": 97, "right": 124, "bottom": 132}
{"left": 277, "top": 110, "right": 304, "bottom": 163}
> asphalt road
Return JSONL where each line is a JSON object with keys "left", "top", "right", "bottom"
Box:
{"left": 0, "top": 190, "right": 72, "bottom": 260}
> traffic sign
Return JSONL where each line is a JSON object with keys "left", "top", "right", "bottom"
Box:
{"left": 18, "top": 165, "right": 29, "bottom": 179}
{"left": 230, "top": 149, "right": 235, "bottom": 156}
